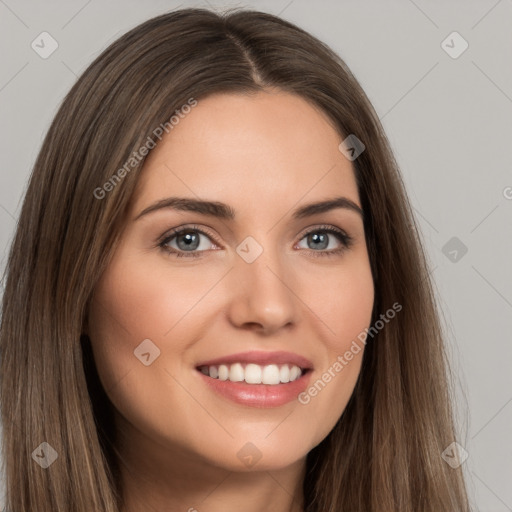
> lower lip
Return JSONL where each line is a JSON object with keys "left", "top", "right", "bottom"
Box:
{"left": 197, "top": 370, "right": 313, "bottom": 408}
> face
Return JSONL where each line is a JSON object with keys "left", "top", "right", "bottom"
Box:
{"left": 88, "top": 90, "right": 374, "bottom": 475}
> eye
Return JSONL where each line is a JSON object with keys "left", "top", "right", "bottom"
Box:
{"left": 157, "top": 224, "right": 353, "bottom": 259}
{"left": 296, "top": 225, "right": 353, "bottom": 257}
{"left": 158, "top": 225, "right": 220, "bottom": 258}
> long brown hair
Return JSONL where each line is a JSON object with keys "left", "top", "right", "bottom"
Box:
{"left": 0, "top": 7, "right": 471, "bottom": 511}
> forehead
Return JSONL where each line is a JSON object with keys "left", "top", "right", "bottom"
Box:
{"left": 131, "top": 91, "right": 360, "bottom": 217}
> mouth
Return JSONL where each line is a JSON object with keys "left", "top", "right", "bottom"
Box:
{"left": 194, "top": 351, "right": 314, "bottom": 408}
{"left": 196, "top": 362, "right": 311, "bottom": 385}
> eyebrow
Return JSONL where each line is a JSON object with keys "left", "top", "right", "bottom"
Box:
{"left": 134, "top": 195, "right": 363, "bottom": 221}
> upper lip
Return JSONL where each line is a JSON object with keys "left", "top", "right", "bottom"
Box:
{"left": 196, "top": 350, "right": 313, "bottom": 370}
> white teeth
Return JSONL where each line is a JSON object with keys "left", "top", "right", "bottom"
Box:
{"left": 289, "top": 365, "right": 301, "bottom": 381}
{"left": 199, "top": 363, "right": 304, "bottom": 385}
{"left": 229, "top": 363, "right": 244, "bottom": 382}
{"left": 279, "top": 365, "right": 290, "bottom": 383}
{"left": 244, "top": 363, "right": 262, "bottom": 384}
{"left": 218, "top": 364, "right": 229, "bottom": 381}
{"left": 262, "top": 364, "right": 280, "bottom": 385}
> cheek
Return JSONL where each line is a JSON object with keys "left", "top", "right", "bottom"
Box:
{"left": 89, "top": 248, "right": 221, "bottom": 340}
{"left": 328, "top": 267, "right": 374, "bottom": 348}
{"left": 86, "top": 251, "right": 226, "bottom": 444}
{"left": 295, "top": 257, "right": 374, "bottom": 444}
{"left": 86, "top": 250, "right": 213, "bottom": 390}
{"left": 306, "top": 254, "right": 375, "bottom": 352}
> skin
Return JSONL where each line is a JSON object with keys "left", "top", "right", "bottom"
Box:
{"left": 87, "top": 90, "right": 375, "bottom": 512}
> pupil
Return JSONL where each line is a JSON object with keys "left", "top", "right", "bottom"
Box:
{"left": 310, "top": 232, "right": 328, "bottom": 250}
{"left": 178, "top": 232, "right": 199, "bottom": 250}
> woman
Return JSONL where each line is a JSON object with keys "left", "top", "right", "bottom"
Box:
{"left": 0, "top": 7, "right": 471, "bottom": 512}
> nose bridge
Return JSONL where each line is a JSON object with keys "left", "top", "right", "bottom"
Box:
{"left": 227, "top": 235, "right": 298, "bottom": 331}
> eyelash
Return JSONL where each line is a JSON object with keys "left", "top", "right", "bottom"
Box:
{"left": 157, "top": 224, "right": 353, "bottom": 259}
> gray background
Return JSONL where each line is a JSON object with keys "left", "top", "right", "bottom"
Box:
{"left": 0, "top": 0, "right": 511, "bottom": 510}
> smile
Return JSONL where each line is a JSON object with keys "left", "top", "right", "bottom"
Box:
{"left": 195, "top": 351, "right": 314, "bottom": 408}
{"left": 198, "top": 362, "right": 304, "bottom": 385}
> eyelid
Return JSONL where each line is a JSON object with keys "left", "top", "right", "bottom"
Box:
{"left": 296, "top": 223, "right": 349, "bottom": 241}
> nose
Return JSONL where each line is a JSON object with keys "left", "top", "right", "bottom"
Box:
{"left": 226, "top": 244, "right": 299, "bottom": 334}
